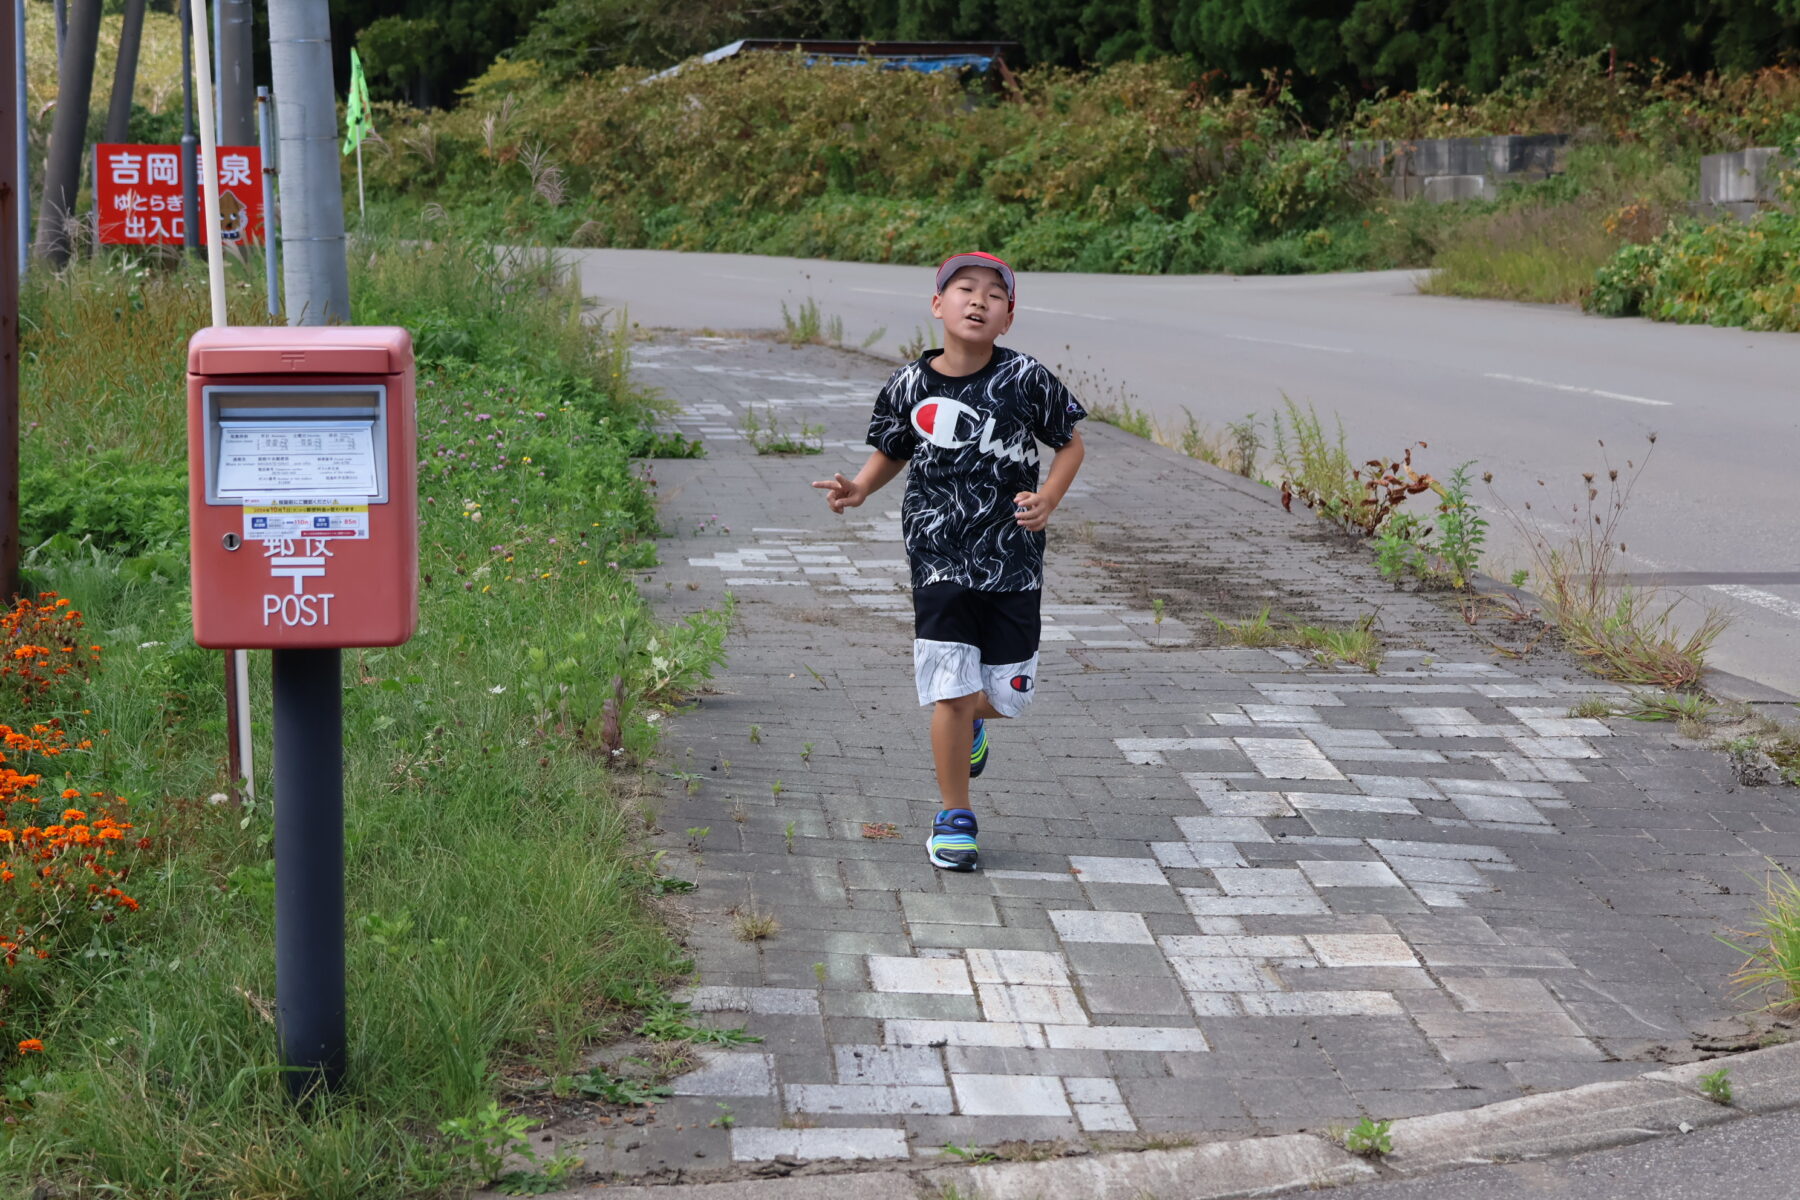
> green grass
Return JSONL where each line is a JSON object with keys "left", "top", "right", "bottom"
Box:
{"left": 2, "top": 240, "right": 719, "bottom": 1197}
{"left": 1723, "top": 866, "right": 1800, "bottom": 1014}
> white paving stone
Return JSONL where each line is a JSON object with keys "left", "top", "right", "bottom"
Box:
{"left": 1160, "top": 934, "right": 1312, "bottom": 958}
{"left": 686, "top": 986, "right": 821, "bottom": 1015}
{"left": 1213, "top": 868, "right": 1316, "bottom": 897}
{"left": 1347, "top": 775, "right": 1445, "bottom": 799}
{"left": 1064, "top": 1076, "right": 1125, "bottom": 1105}
{"left": 1045, "top": 1025, "right": 1210, "bottom": 1052}
{"left": 952, "top": 1073, "right": 1072, "bottom": 1116}
{"left": 1369, "top": 838, "right": 1511, "bottom": 862}
{"left": 1507, "top": 709, "right": 1612, "bottom": 737}
{"left": 1170, "top": 956, "right": 1278, "bottom": 993}
{"left": 868, "top": 955, "right": 973, "bottom": 995}
{"left": 672, "top": 1051, "right": 777, "bottom": 1096}
{"left": 1152, "top": 841, "right": 1249, "bottom": 869}
{"left": 1243, "top": 704, "right": 1324, "bottom": 724}
{"left": 966, "top": 948, "right": 1071, "bottom": 987}
{"left": 1396, "top": 707, "right": 1480, "bottom": 725}
{"left": 978, "top": 983, "right": 1090, "bottom": 1025}
{"left": 1183, "top": 892, "right": 1331, "bottom": 916}
{"left": 1306, "top": 934, "right": 1419, "bottom": 967}
{"left": 1382, "top": 854, "right": 1488, "bottom": 886}
{"left": 730, "top": 1127, "right": 908, "bottom": 1162}
{"left": 1068, "top": 856, "right": 1168, "bottom": 885}
{"left": 785, "top": 1083, "right": 954, "bottom": 1114}
{"left": 1202, "top": 791, "right": 1295, "bottom": 817}
{"left": 1236, "top": 737, "right": 1346, "bottom": 780}
{"left": 1239, "top": 991, "right": 1405, "bottom": 1017}
{"left": 1174, "top": 815, "right": 1275, "bottom": 843}
{"left": 1300, "top": 725, "right": 1395, "bottom": 749}
{"left": 1452, "top": 794, "right": 1550, "bottom": 825}
{"left": 1049, "top": 909, "right": 1154, "bottom": 944}
{"left": 1286, "top": 791, "right": 1420, "bottom": 815}
{"left": 1076, "top": 1103, "right": 1137, "bottom": 1131}
{"left": 834, "top": 1044, "right": 946, "bottom": 1086}
{"left": 885, "top": 1019, "right": 1046, "bottom": 1048}
{"left": 1508, "top": 736, "right": 1600, "bottom": 759}
{"left": 1298, "top": 860, "right": 1406, "bottom": 888}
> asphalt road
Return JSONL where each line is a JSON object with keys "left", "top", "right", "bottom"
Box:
{"left": 570, "top": 249, "right": 1800, "bottom": 699}
{"left": 1326, "top": 1109, "right": 1800, "bottom": 1199}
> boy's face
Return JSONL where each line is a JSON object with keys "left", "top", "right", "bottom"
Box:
{"left": 931, "top": 266, "right": 1014, "bottom": 345}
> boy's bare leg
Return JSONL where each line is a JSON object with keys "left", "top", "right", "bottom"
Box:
{"left": 932, "top": 692, "right": 1005, "bottom": 810}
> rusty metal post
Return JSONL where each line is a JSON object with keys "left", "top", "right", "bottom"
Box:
{"left": 0, "top": 0, "right": 16, "bottom": 598}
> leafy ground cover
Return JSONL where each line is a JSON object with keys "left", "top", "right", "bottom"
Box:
{"left": 1, "top": 242, "right": 724, "bottom": 1197}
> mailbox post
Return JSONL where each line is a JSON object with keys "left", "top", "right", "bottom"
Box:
{"left": 188, "top": 326, "right": 417, "bottom": 1095}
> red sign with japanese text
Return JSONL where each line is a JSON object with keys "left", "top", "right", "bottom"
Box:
{"left": 94, "top": 144, "right": 265, "bottom": 246}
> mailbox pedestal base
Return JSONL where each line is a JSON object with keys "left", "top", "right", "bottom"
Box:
{"left": 273, "top": 647, "right": 345, "bottom": 1096}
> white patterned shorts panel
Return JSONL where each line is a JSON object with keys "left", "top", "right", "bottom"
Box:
{"left": 914, "top": 639, "right": 1039, "bottom": 717}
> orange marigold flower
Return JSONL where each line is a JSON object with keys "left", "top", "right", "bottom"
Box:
{"left": 17, "top": 1039, "right": 42, "bottom": 1054}
{"left": 61, "top": 809, "right": 85, "bottom": 822}
{"left": 61, "top": 789, "right": 79, "bottom": 800}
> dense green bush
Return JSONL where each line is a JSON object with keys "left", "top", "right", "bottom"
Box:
{"left": 359, "top": 55, "right": 1800, "bottom": 280}
{"left": 1588, "top": 208, "right": 1800, "bottom": 329}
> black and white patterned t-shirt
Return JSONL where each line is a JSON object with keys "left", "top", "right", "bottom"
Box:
{"left": 867, "top": 347, "right": 1087, "bottom": 592}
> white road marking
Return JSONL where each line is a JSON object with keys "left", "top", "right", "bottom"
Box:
{"left": 1483, "top": 372, "right": 1672, "bottom": 407}
{"left": 849, "top": 286, "right": 915, "bottom": 298}
{"left": 1020, "top": 304, "right": 1117, "bottom": 322}
{"left": 1707, "top": 583, "right": 1800, "bottom": 623}
{"left": 1224, "top": 333, "right": 1353, "bottom": 354}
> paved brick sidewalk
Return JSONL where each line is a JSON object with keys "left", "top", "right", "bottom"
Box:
{"left": 570, "top": 334, "right": 1792, "bottom": 1180}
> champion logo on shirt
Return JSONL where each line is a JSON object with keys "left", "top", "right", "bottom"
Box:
{"left": 912, "top": 397, "right": 1039, "bottom": 465}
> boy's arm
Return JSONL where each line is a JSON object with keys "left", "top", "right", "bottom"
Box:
{"left": 1013, "top": 430, "right": 1085, "bottom": 532}
{"left": 813, "top": 449, "right": 907, "bottom": 514}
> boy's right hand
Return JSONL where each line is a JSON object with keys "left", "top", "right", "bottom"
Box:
{"left": 811, "top": 473, "right": 864, "bottom": 513}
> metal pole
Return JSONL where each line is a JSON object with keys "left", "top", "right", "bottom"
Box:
{"left": 188, "top": 0, "right": 225, "bottom": 322}
{"left": 14, "top": 0, "right": 25, "bottom": 282}
{"left": 214, "top": 0, "right": 254, "bottom": 147}
{"left": 272, "top": 647, "right": 345, "bottom": 1096}
{"left": 179, "top": 0, "right": 198, "bottom": 255}
{"left": 0, "top": 0, "right": 18, "bottom": 599}
{"left": 257, "top": 86, "right": 279, "bottom": 316}
{"left": 268, "top": 0, "right": 349, "bottom": 324}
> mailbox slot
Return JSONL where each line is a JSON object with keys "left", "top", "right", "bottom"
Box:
{"left": 201, "top": 385, "right": 391, "bottom": 504}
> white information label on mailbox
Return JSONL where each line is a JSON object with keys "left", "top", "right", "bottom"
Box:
{"left": 216, "top": 424, "right": 378, "bottom": 497}
{"left": 243, "top": 505, "right": 370, "bottom": 542}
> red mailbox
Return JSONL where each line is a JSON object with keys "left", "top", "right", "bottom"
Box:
{"left": 188, "top": 327, "right": 418, "bottom": 649}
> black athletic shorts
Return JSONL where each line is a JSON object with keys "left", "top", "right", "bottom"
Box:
{"left": 911, "top": 583, "right": 1041, "bottom": 717}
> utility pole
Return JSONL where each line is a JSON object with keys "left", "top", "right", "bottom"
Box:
{"left": 267, "top": 0, "right": 353, "bottom": 1096}
{"left": 269, "top": 0, "right": 349, "bottom": 323}
{"left": 179, "top": 0, "right": 199, "bottom": 255}
{"left": 31, "top": 0, "right": 100, "bottom": 267}
{"left": 103, "top": 0, "right": 147, "bottom": 145}
{"left": 215, "top": 0, "right": 254, "bottom": 146}
{"left": 1, "top": 0, "right": 18, "bottom": 599}
{"left": 14, "top": 0, "right": 26, "bottom": 281}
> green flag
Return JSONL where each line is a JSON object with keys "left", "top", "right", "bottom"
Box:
{"left": 343, "top": 48, "right": 375, "bottom": 156}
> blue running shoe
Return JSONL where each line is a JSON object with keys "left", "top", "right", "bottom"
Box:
{"left": 970, "top": 718, "right": 989, "bottom": 778}
{"left": 928, "top": 808, "right": 980, "bottom": 872}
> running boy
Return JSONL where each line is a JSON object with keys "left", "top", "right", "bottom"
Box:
{"left": 812, "top": 252, "right": 1087, "bottom": 871}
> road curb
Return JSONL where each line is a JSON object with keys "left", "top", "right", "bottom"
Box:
{"left": 530, "top": 1044, "right": 1800, "bottom": 1199}
{"left": 920, "top": 1043, "right": 1800, "bottom": 1199}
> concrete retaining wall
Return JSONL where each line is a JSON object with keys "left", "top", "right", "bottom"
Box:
{"left": 1348, "top": 133, "right": 1569, "bottom": 202}
{"left": 1699, "top": 147, "right": 1791, "bottom": 219}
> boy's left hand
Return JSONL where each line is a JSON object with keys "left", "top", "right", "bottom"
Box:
{"left": 1013, "top": 491, "right": 1055, "bottom": 532}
